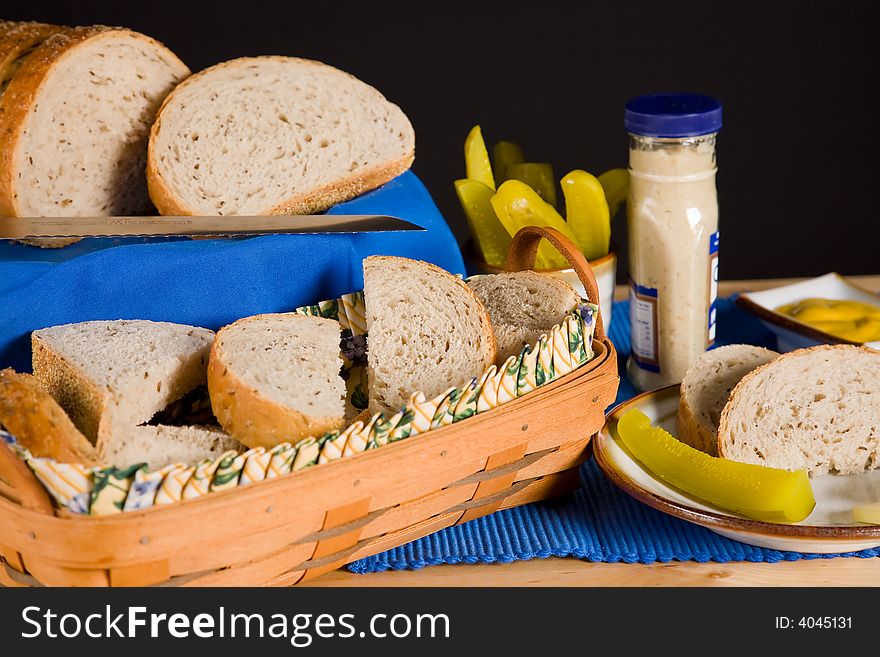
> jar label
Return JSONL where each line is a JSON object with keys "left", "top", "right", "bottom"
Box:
{"left": 629, "top": 280, "right": 660, "bottom": 373}
{"left": 708, "top": 231, "right": 720, "bottom": 346}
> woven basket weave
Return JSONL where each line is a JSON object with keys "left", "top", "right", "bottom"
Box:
{"left": 0, "top": 226, "right": 619, "bottom": 587}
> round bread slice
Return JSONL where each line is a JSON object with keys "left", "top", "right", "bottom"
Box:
{"left": 467, "top": 271, "right": 580, "bottom": 363}
{"left": 364, "top": 256, "right": 497, "bottom": 416}
{"left": 0, "top": 368, "right": 98, "bottom": 465}
{"left": 718, "top": 345, "right": 880, "bottom": 475}
{"left": 677, "top": 344, "right": 779, "bottom": 455}
{"left": 208, "top": 313, "right": 347, "bottom": 449}
{"left": 0, "top": 25, "right": 190, "bottom": 218}
{"left": 147, "top": 56, "right": 415, "bottom": 216}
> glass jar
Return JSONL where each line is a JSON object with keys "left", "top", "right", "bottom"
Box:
{"left": 624, "top": 93, "right": 722, "bottom": 390}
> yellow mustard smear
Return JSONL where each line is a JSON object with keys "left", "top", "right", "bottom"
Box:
{"left": 775, "top": 298, "right": 880, "bottom": 342}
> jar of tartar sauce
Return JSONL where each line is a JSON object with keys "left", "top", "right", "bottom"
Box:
{"left": 624, "top": 93, "right": 722, "bottom": 390}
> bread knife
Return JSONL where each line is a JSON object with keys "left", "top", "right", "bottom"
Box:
{"left": 0, "top": 214, "right": 424, "bottom": 239}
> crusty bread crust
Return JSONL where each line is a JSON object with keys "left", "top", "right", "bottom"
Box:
{"left": 146, "top": 56, "right": 415, "bottom": 216}
{"left": 0, "top": 25, "right": 189, "bottom": 217}
{"left": 0, "top": 368, "right": 98, "bottom": 464}
{"left": 717, "top": 344, "right": 880, "bottom": 459}
{"left": 0, "top": 22, "right": 64, "bottom": 88}
{"left": 207, "top": 314, "right": 346, "bottom": 449}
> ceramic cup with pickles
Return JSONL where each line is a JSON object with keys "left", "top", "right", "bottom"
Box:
{"left": 455, "top": 125, "right": 625, "bottom": 329}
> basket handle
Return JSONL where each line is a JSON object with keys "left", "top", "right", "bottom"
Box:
{"left": 0, "top": 441, "right": 53, "bottom": 515}
{"left": 505, "top": 226, "right": 606, "bottom": 341}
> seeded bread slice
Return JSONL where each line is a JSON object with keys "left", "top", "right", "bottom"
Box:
{"left": 718, "top": 345, "right": 880, "bottom": 475}
{"left": 31, "top": 320, "right": 214, "bottom": 460}
{"left": 676, "top": 345, "right": 779, "bottom": 455}
{"left": 208, "top": 313, "right": 346, "bottom": 449}
{"left": 103, "top": 424, "right": 243, "bottom": 470}
{"left": 364, "top": 256, "right": 496, "bottom": 416}
{"left": 0, "top": 368, "right": 98, "bottom": 464}
{"left": 0, "top": 25, "right": 189, "bottom": 218}
{"left": 468, "top": 271, "right": 580, "bottom": 363}
{"left": 147, "top": 56, "right": 414, "bottom": 216}
{"left": 0, "top": 21, "right": 64, "bottom": 95}
{"left": 0, "top": 22, "right": 75, "bottom": 247}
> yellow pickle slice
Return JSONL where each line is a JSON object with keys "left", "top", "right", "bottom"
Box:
{"left": 616, "top": 409, "right": 816, "bottom": 523}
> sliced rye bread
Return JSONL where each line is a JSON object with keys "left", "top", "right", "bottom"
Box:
{"left": 0, "top": 368, "right": 98, "bottom": 464}
{"left": 31, "top": 320, "right": 214, "bottom": 460}
{"left": 208, "top": 313, "right": 346, "bottom": 449}
{"left": 0, "top": 21, "right": 65, "bottom": 95}
{"left": 0, "top": 21, "right": 73, "bottom": 247}
{"left": 718, "top": 345, "right": 880, "bottom": 475}
{"left": 467, "top": 271, "right": 580, "bottom": 363}
{"left": 103, "top": 423, "right": 243, "bottom": 470}
{"left": 0, "top": 25, "right": 189, "bottom": 221}
{"left": 147, "top": 56, "right": 414, "bottom": 216}
{"left": 676, "top": 344, "right": 779, "bottom": 455}
{"left": 363, "top": 256, "right": 496, "bottom": 416}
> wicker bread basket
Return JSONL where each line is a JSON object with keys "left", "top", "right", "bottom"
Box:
{"left": 0, "top": 226, "right": 619, "bottom": 587}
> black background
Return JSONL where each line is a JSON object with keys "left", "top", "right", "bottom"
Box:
{"left": 3, "top": 0, "right": 879, "bottom": 280}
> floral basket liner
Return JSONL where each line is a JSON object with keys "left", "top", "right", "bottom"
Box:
{"left": 2, "top": 290, "right": 599, "bottom": 516}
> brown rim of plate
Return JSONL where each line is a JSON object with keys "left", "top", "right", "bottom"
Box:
{"left": 734, "top": 273, "right": 880, "bottom": 347}
{"left": 463, "top": 239, "right": 617, "bottom": 273}
{"left": 593, "top": 385, "right": 880, "bottom": 540}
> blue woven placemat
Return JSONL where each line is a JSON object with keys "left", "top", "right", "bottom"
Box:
{"left": 349, "top": 297, "right": 880, "bottom": 573}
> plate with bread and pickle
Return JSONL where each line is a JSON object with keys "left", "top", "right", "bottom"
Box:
{"left": 593, "top": 343, "right": 880, "bottom": 553}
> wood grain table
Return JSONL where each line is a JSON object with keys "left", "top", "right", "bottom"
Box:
{"left": 306, "top": 275, "right": 880, "bottom": 587}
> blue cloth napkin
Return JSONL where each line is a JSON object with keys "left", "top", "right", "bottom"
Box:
{"left": 0, "top": 171, "right": 464, "bottom": 372}
{"left": 349, "top": 297, "right": 880, "bottom": 573}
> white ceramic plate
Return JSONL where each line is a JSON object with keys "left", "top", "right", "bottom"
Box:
{"left": 736, "top": 272, "right": 880, "bottom": 352}
{"left": 593, "top": 385, "right": 880, "bottom": 553}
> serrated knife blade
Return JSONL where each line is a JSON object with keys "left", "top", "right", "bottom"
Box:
{"left": 0, "top": 214, "right": 424, "bottom": 239}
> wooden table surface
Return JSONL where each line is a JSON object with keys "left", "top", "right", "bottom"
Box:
{"left": 306, "top": 275, "right": 880, "bottom": 587}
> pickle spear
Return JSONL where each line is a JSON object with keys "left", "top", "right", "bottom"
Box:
{"left": 617, "top": 409, "right": 816, "bottom": 523}
{"left": 507, "top": 162, "right": 557, "bottom": 207}
{"left": 561, "top": 169, "right": 610, "bottom": 261}
{"left": 598, "top": 168, "right": 630, "bottom": 219}
{"left": 493, "top": 140, "right": 525, "bottom": 186}
{"left": 490, "top": 180, "right": 576, "bottom": 269}
{"left": 465, "top": 125, "right": 495, "bottom": 190}
{"left": 455, "top": 179, "right": 510, "bottom": 267}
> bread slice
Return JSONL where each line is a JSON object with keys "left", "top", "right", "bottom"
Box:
{"left": 468, "top": 271, "right": 580, "bottom": 363}
{"left": 147, "top": 56, "right": 414, "bottom": 216}
{"left": 718, "top": 345, "right": 880, "bottom": 475}
{"left": 31, "top": 320, "right": 214, "bottom": 460}
{"left": 0, "top": 21, "right": 64, "bottom": 94}
{"left": 103, "top": 424, "right": 242, "bottom": 470}
{"left": 364, "top": 256, "right": 496, "bottom": 415}
{"left": 676, "top": 345, "right": 779, "bottom": 455}
{"left": 0, "top": 22, "right": 75, "bottom": 247}
{"left": 208, "top": 313, "right": 346, "bottom": 449}
{"left": 0, "top": 368, "right": 98, "bottom": 464}
{"left": 0, "top": 25, "right": 189, "bottom": 218}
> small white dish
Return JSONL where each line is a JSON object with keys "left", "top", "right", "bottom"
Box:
{"left": 736, "top": 272, "right": 880, "bottom": 352}
{"left": 593, "top": 385, "right": 880, "bottom": 553}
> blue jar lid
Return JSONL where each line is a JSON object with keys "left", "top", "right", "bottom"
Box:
{"left": 624, "top": 93, "right": 722, "bottom": 138}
